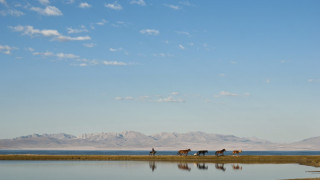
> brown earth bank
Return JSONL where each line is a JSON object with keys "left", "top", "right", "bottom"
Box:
{"left": 1, "top": 155, "right": 320, "bottom": 167}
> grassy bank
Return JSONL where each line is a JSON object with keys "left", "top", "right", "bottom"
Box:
{"left": 1, "top": 155, "right": 320, "bottom": 167}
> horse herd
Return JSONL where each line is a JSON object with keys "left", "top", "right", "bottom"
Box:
{"left": 149, "top": 148, "right": 242, "bottom": 156}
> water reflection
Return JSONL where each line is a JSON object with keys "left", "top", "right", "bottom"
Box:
{"left": 176, "top": 163, "right": 242, "bottom": 171}
{"left": 177, "top": 163, "right": 191, "bottom": 171}
{"left": 215, "top": 163, "right": 226, "bottom": 171}
{"left": 196, "top": 163, "right": 208, "bottom": 170}
{"left": 1, "top": 161, "right": 319, "bottom": 180}
{"left": 149, "top": 161, "right": 156, "bottom": 172}
{"left": 232, "top": 164, "right": 243, "bottom": 170}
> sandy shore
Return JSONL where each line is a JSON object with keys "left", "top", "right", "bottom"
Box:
{"left": 0, "top": 155, "right": 320, "bottom": 167}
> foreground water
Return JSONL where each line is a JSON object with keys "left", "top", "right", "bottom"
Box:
{"left": 1, "top": 150, "right": 320, "bottom": 155}
{"left": 1, "top": 161, "right": 320, "bottom": 180}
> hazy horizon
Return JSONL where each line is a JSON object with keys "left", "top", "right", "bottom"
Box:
{"left": 1, "top": 0, "right": 319, "bottom": 143}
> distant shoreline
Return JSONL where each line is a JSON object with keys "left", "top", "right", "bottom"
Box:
{"left": 1, "top": 155, "right": 320, "bottom": 167}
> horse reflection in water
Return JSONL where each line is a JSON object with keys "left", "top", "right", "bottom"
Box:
{"left": 196, "top": 163, "right": 208, "bottom": 170}
{"left": 149, "top": 161, "right": 157, "bottom": 172}
{"left": 215, "top": 163, "right": 226, "bottom": 171}
{"left": 232, "top": 164, "right": 243, "bottom": 170}
{"left": 177, "top": 163, "right": 191, "bottom": 171}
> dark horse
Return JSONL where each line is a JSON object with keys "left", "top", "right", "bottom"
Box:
{"left": 149, "top": 148, "right": 156, "bottom": 156}
{"left": 215, "top": 149, "right": 226, "bottom": 156}
{"left": 177, "top": 149, "right": 191, "bottom": 156}
{"left": 194, "top": 150, "right": 208, "bottom": 156}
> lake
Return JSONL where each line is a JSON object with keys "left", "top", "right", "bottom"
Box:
{"left": 1, "top": 161, "right": 319, "bottom": 180}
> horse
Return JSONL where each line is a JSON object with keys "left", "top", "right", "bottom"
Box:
{"left": 194, "top": 150, "right": 208, "bottom": 156}
{"left": 177, "top": 149, "right": 191, "bottom": 156}
{"left": 149, "top": 148, "right": 156, "bottom": 156}
{"left": 215, "top": 149, "right": 226, "bottom": 156}
{"left": 232, "top": 150, "right": 242, "bottom": 156}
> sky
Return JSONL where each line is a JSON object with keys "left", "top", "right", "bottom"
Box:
{"left": 0, "top": 0, "right": 319, "bottom": 143}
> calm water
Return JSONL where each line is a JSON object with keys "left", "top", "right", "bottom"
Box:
{"left": 1, "top": 150, "right": 320, "bottom": 155}
{"left": 1, "top": 161, "right": 320, "bottom": 180}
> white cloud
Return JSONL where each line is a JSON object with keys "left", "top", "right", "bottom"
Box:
{"left": 103, "top": 61, "right": 127, "bottom": 66}
{"left": 214, "top": 91, "right": 239, "bottom": 98}
{"left": 153, "top": 53, "right": 174, "bottom": 58}
{"left": 179, "top": 1, "right": 193, "bottom": 6}
{"left": 230, "top": 61, "right": 237, "bottom": 64}
{"left": 83, "top": 43, "right": 96, "bottom": 48}
{"left": 67, "top": 26, "right": 88, "bottom": 34}
{"left": 176, "top": 31, "right": 191, "bottom": 37}
{"left": 96, "top": 19, "right": 107, "bottom": 26}
{"left": 140, "top": 29, "right": 159, "bottom": 36}
{"left": 280, "top": 60, "right": 290, "bottom": 63}
{"left": 0, "top": 9, "right": 24, "bottom": 16}
{"left": 30, "top": 6, "right": 63, "bottom": 16}
{"left": 158, "top": 96, "right": 185, "bottom": 103}
{"left": 33, "top": 51, "right": 79, "bottom": 60}
{"left": 79, "top": 2, "right": 91, "bottom": 8}
{"left": 178, "top": 44, "right": 185, "bottom": 50}
{"left": 171, "top": 92, "right": 179, "bottom": 95}
{"left": 27, "top": 47, "right": 35, "bottom": 52}
{"left": 0, "top": 0, "right": 7, "bottom": 6}
{"left": 0, "top": 44, "right": 16, "bottom": 54}
{"left": 55, "top": 35, "right": 91, "bottom": 41}
{"left": 266, "top": 79, "right": 271, "bottom": 84}
{"left": 214, "top": 91, "right": 251, "bottom": 98}
{"left": 79, "top": 63, "right": 87, "bottom": 67}
{"left": 130, "top": 0, "right": 146, "bottom": 6}
{"left": 105, "top": 2, "right": 122, "bottom": 10}
{"left": 32, "top": 51, "right": 54, "bottom": 57}
{"left": 111, "top": 21, "right": 130, "bottom": 28}
{"left": 41, "top": 29, "right": 60, "bottom": 36}
{"left": 219, "top": 91, "right": 239, "bottom": 96}
{"left": 64, "top": 0, "right": 74, "bottom": 4}
{"left": 308, "top": 79, "right": 320, "bottom": 83}
{"left": 38, "top": 0, "right": 50, "bottom": 5}
{"left": 56, "top": 53, "right": 79, "bottom": 59}
{"left": 109, "top": 48, "right": 122, "bottom": 52}
{"left": 218, "top": 73, "right": 225, "bottom": 77}
{"left": 115, "top": 96, "right": 134, "bottom": 101}
{"left": 11, "top": 25, "right": 91, "bottom": 42}
{"left": 164, "top": 4, "right": 181, "bottom": 10}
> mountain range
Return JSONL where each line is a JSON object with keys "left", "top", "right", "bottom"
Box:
{"left": 0, "top": 131, "right": 319, "bottom": 150}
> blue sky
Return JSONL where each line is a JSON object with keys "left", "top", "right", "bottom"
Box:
{"left": 0, "top": 0, "right": 319, "bottom": 142}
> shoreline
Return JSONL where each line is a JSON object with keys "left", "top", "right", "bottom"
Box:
{"left": 1, "top": 155, "right": 320, "bottom": 167}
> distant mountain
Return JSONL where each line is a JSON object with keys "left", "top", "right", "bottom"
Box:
{"left": 0, "top": 131, "right": 319, "bottom": 150}
{"left": 286, "top": 136, "right": 320, "bottom": 150}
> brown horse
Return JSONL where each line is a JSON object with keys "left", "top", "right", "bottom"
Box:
{"left": 232, "top": 150, "right": 242, "bottom": 156}
{"left": 177, "top": 149, "right": 191, "bottom": 156}
{"left": 215, "top": 149, "right": 226, "bottom": 156}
